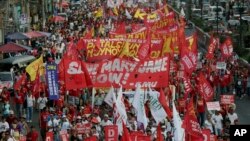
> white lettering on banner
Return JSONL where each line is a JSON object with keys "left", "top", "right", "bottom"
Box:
{"left": 138, "top": 57, "right": 168, "bottom": 73}
{"left": 182, "top": 55, "right": 193, "bottom": 69}
{"left": 135, "top": 82, "right": 157, "bottom": 87}
{"left": 190, "top": 120, "right": 202, "bottom": 132}
{"left": 67, "top": 62, "right": 83, "bottom": 74}
{"left": 100, "top": 59, "right": 138, "bottom": 73}
{"left": 95, "top": 73, "right": 124, "bottom": 84}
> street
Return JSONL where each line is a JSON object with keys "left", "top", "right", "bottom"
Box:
{"left": 235, "top": 97, "right": 250, "bottom": 124}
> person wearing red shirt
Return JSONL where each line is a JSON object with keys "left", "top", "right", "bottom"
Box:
{"left": 14, "top": 89, "right": 24, "bottom": 117}
{"left": 26, "top": 125, "right": 39, "bottom": 141}
{"left": 178, "top": 94, "right": 186, "bottom": 115}
{"left": 39, "top": 107, "right": 50, "bottom": 141}
{"left": 0, "top": 87, "right": 10, "bottom": 103}
{"left": 197, "top": 95, "right": 206, "bottom": 127}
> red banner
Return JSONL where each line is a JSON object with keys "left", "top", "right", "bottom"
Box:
{"left": 85, "top": 56, "right": 170, "bottom": 88}
{"left": 76, "top": 123, "right": 92, "bottom": 134}
{"left": 220, "top": 38, "right": 233, "bottom": 58}
{"left": 202, "top": 129, "right": 211, "bottom": 141}
{"left": 198, "top": 74, "right": 214, "bottom": 102}
{"left": 220, "top": 95, "right": 235, "bottom": 105}
{"left": 206, "top": 37, "right": 217, "bottom": 59}
{"left": 109, "top": 27, "right": 147, "bottom": 39}
{"left": 60, "top": 130, "right": 69, "bottom": 141}
{"left": 46, "top": 132, "right": 54, "bottom": 141}
{"left": 104, "top": 125, "right": 118, "bottom": 141}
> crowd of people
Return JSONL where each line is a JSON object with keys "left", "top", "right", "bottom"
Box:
{"left": 0, "top": 0, "right": 249, "bottom": 141}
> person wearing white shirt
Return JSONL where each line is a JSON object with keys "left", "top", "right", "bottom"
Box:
{"left": 227, "top": 108, "right": 238, "bottom": 125}
{"left": 0, "top": 117, "right": 9, "bottom": 133}
{"left": 212, "top": 111, "right": 223, "bottom": 136}
{"left": 100, "top": 114, "right": 113, "bottom": 127}
{"left": 61, "top": 115, "right": 71, "bottom": 131}
{"left": 204, "top": 114, "right": 215, "bottom": 134}
{"left": 26, "top": 92, "right": 35, "bottom": 123}
{"left": 37, "top": 93, "right": 48, "bottom": 111}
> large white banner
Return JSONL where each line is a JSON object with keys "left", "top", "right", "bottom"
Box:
{"left": 148, "top": 88, "right": 167, "bottom": 124}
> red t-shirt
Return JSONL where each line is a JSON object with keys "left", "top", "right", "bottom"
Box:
{"left": 15, "top": 92, "right": 24, "bottom": 104}
{"left": 26, "top": 131, "right": 39, "bottom": 141}
{"left": 40, "top": 112, "right": 49, "bottom": 129}
{"left": 197, "top": 99, "right": 205, "bottom": 113}
{"left": 178, "top": 99, "right": 186, "bottom": 113}
{"left": 1, "top": 91, "right": 10, "bottom": 102}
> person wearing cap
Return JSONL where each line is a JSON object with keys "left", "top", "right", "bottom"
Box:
{"left": 100, "top": 114, "right": 112, "bottom": 127}
{"left": 61, "top": 115, "right": 71, "bottom": 131}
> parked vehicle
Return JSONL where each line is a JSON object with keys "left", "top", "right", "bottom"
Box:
{"left": 0, "top": 55, "right": 35, "bottom": 92}
{"left": 208, "top": 6, "right": 225, "bottom": 19}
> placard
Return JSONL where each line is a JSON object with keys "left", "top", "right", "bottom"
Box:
{"left": 206, "top": 101, "right": 221, "bottom": 111}
{"left": 220, "top": 95, "right": 235, "bottom": 105}
{"left": 216, "top": 62, "right": 227, "bottom": 70}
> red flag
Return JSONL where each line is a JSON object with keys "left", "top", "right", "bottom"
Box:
{"left": 138, "top": 29, "right": 151, "bottom": 60}
{"left": 81, "top": 61, "right": 93, "bottom": 87}
{"left": 85, "top": 136, "right": 98, "bottom": 141}
{"left": 198, "top": 73, "right": 214, "bottom": 102}
{"left": 46, "top": 132, "right": 54, "bottom": 141}
{"left": 32, "top": 69, "right": 40, "bottom": 94}
{"left": 157, "top": 123, "right": 164, "bottom": 141}
{"left": 206, "top": 36, "right": 217, "bottom": 59}
{"left": 95, "top": 37, "right": 101, "bottom": 49}
{"left": 14, "top": 73, "right": 27, "bottom": 90}
{"left": 77, "top": 38, "right": 84, "bottom": 50}
{"left": 121, "top": 121, "right": 132, "bottom": 141}
{"left": 66, "top": 41, "right": 80, "bottom": 60}
{"left": 114, "top": 22, "right": 126, "bottom": 34}
{"left": 159, "top": 88, "right": 172, "bottom": 119}
{"left": 182, "top": 97, "right": 203, "bottom": 139}
{"left": 63, "top": 57, "right": 88, "bottom": 90}
{"left": 84, "top": 27, "right": 94, "bottom": 39}
{"left": 220, "top": 37, "right": 233, "bottom": 58}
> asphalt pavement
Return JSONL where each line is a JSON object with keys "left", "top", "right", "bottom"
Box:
{"left": 235, "top": 96, "right": 250, "bottom": 124}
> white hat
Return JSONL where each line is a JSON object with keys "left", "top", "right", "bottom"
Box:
{"left": 9, "top": 110, "right": 14, "bottom": 115}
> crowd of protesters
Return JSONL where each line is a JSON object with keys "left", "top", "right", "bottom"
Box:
{"left": 0, "top": 0, "right": 249, "bottom": 141}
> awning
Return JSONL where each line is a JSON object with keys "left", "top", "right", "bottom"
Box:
{"left": 24, "top": 31, "right": 47, "bottom": 38}
{"left": 0, "top": 42, "right": 32, "bottom": 53}
{"left": 6, "top": 32, "right": 29, "bottom": 40}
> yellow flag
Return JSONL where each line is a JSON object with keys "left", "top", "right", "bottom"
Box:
{"left": 147, "top": 13, "right": 157, "bottom": 20}
{"left": 25, "top": 55, "right": 44, "bottom": 81}
{"left": 162, "top": 37, "right": 172, "bottom": 55}
{"left": 134, "top": 9, "right": 147, "bottom": 19}
{"left": 119, "top": 42, "right": 130, "bottom": 58}
{"left": 113, "top": 7, "right": 119, "bottom": 16}
{"left": 95, "top": 7, "right": 103, "bottom": 18}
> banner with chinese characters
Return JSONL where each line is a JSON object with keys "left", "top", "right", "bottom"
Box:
{"left": 46, "top": 63, "right": 59, "bottom": 100}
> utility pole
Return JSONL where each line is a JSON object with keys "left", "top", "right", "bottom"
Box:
{"left": 42, "top": 0, "right": 46, "bottom": 30}
{"left": 216, "top": 0, "right": 219, "bottom": 36}
{"left": 238, "top": 0, "right": 244, "bottom": 48}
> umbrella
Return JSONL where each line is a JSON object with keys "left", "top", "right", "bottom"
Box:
{"left": 6, "top": 32, "right": 29, "bottom": 40}
{"left": 0, "top": 42, "right": 31, "bottom": 53}
{"left": 50, "top": 16, "right": 65, "bottom": 22}
{"left": 38, "top": 31, "right": 51, "bottom": 37}
{"left": 24, "top": 31, "right": 46, "bottom": 38}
